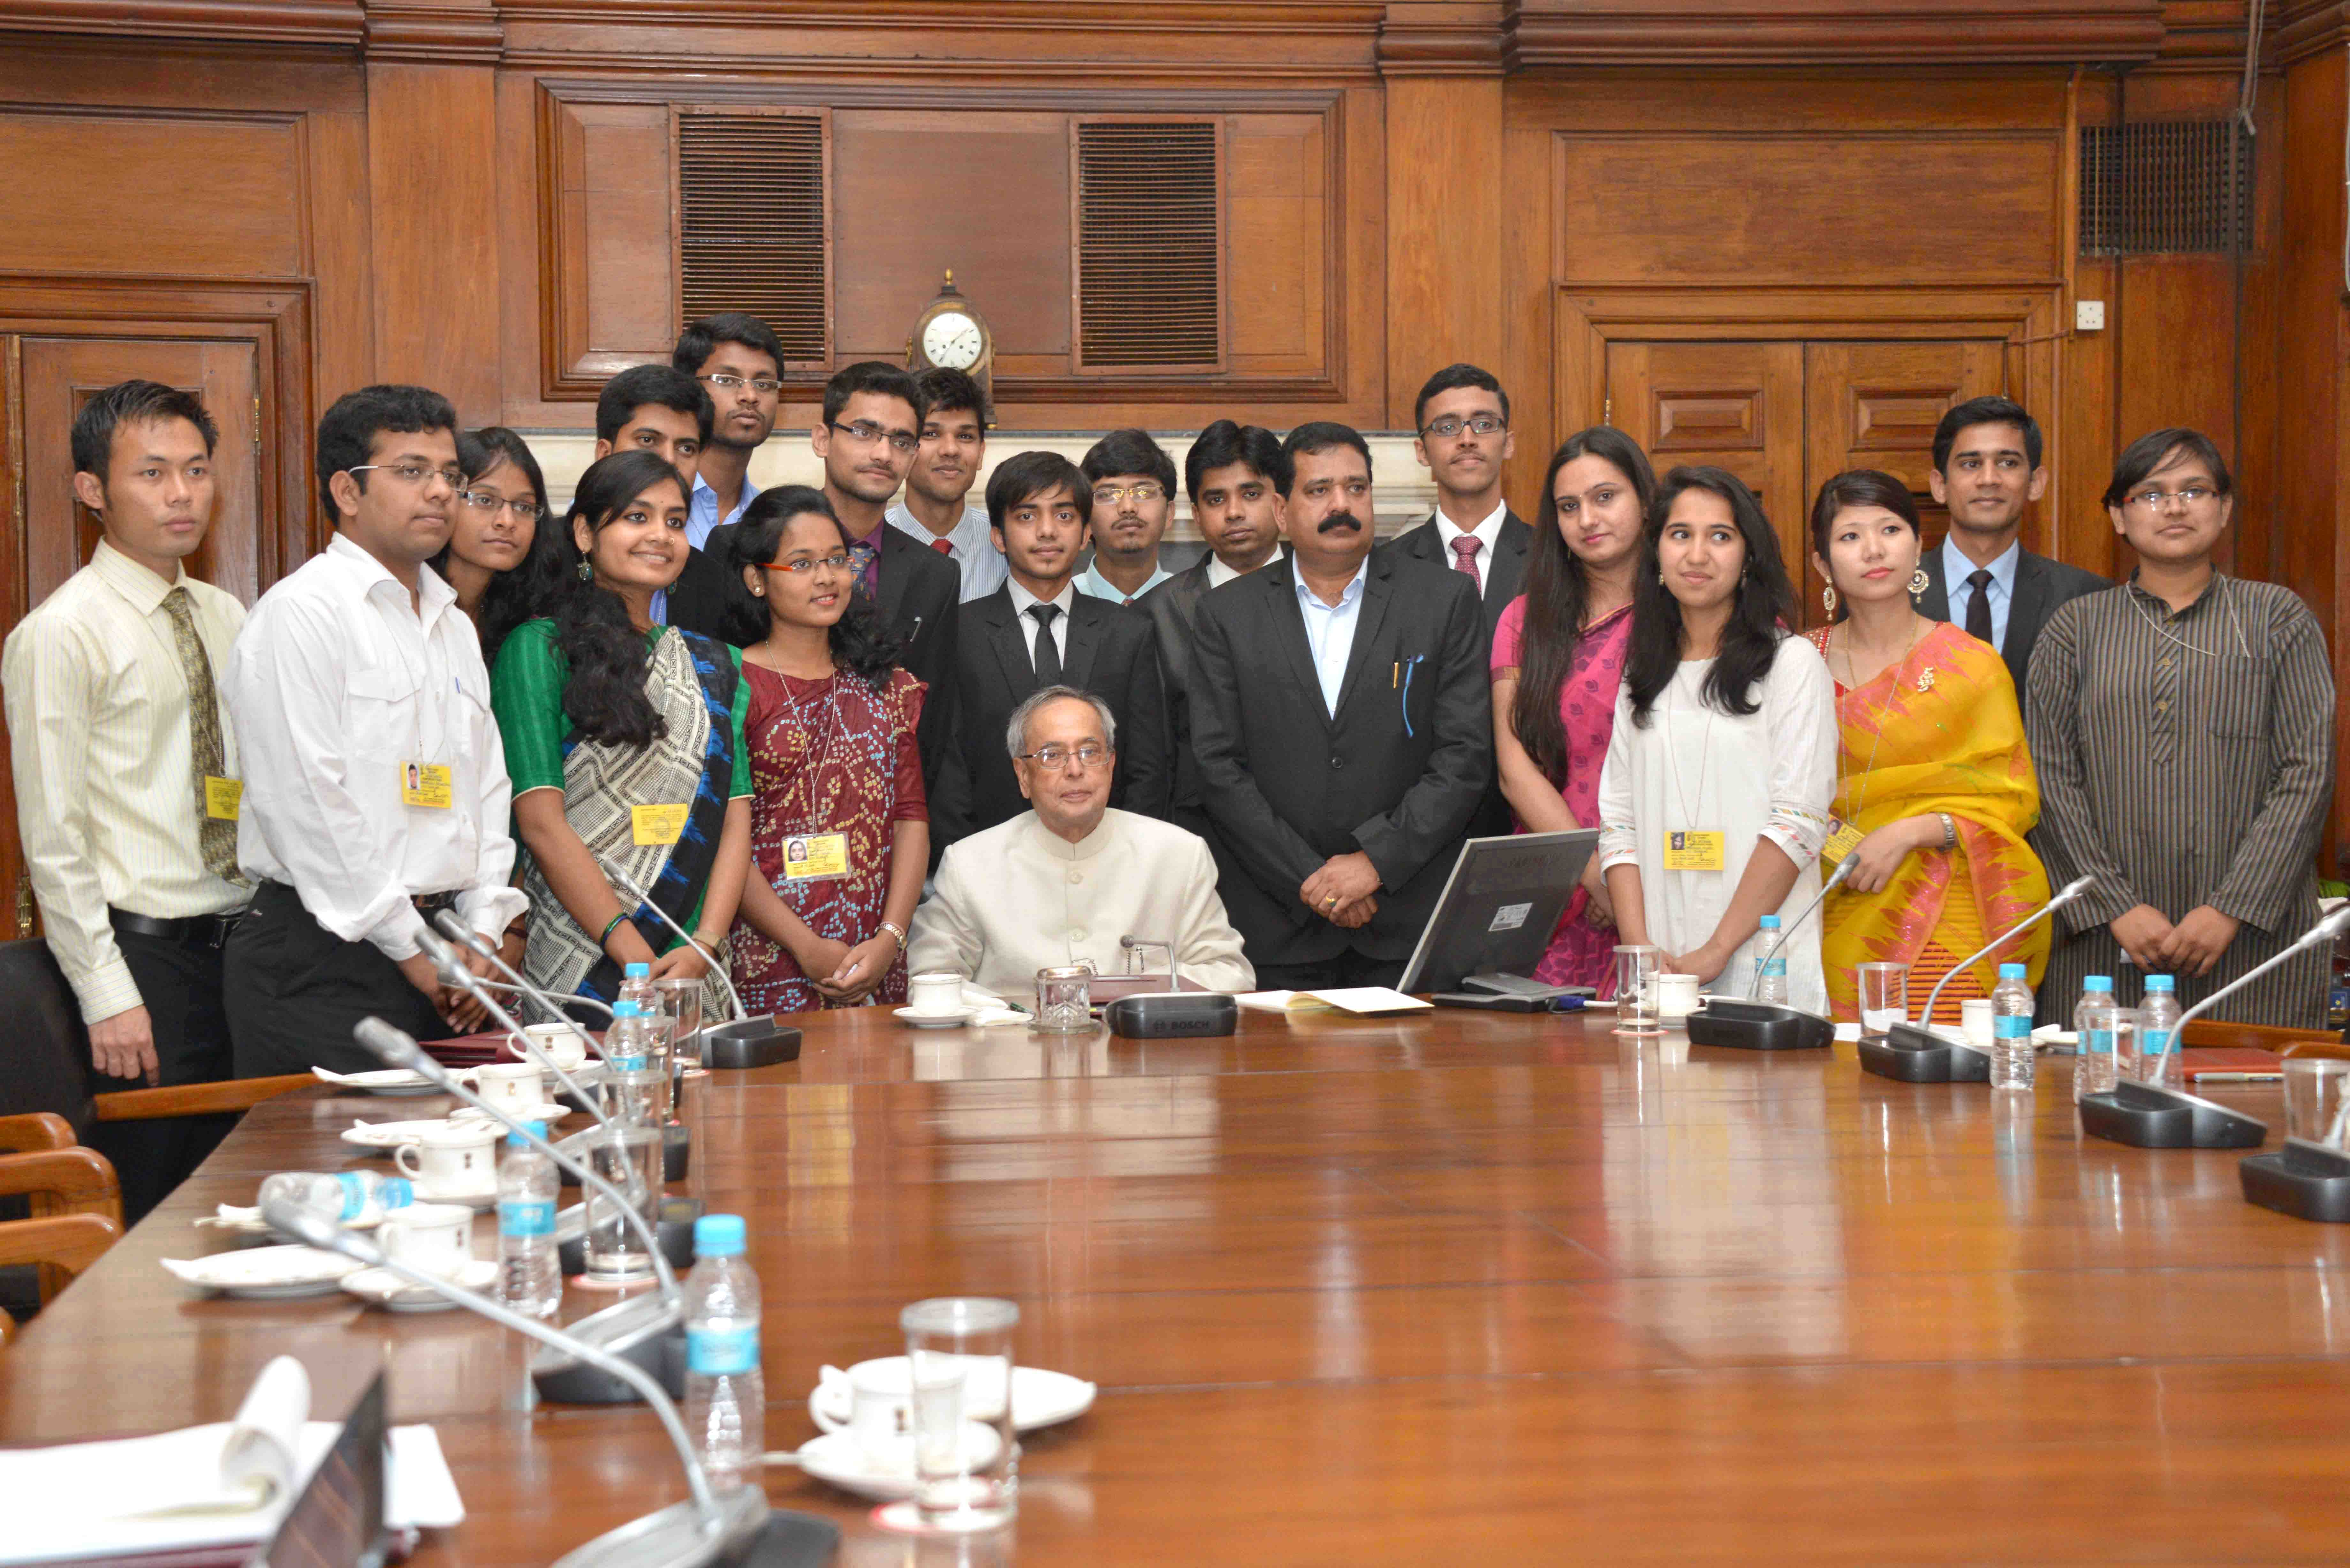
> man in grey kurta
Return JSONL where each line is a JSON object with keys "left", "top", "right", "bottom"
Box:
{"left": 2027, "top": 574, "right": 2335, "bottom": 1027}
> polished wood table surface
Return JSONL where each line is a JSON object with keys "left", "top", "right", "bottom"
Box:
{"left": 8, "top": 1008, "right": 2350, "bottom": 1564}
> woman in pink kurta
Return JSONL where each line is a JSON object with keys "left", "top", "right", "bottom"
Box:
{"left": 1490, "top": 427, "right": 1655, "bottom": 991}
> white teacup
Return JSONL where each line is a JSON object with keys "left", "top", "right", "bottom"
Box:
{"left": 473, "top": 1061, "right": 544, "bottom": 1114}
{"left": 814, "top": 1364, "right": 919, "bottom": 1465}
{"left": 906, "top": 971, "right": 966, "bottom": 1018}
{"left": 1960, "top": 997, "right": 1997, "bottom": 1051}
{"left": 375, "top": 1202, "right": 474, "bottom": 1276}
{"left": 510, "top": 1021, "right": 589, "bottom": 1074}
{"left": 393, "top": 1121, "right": 500, "bottom": 1197}
{"left": 1656, "top": 972, "right": 1702, "bottom": 1021}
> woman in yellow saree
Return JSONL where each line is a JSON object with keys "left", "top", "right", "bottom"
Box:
{"left": 1805, "top": 470, "right": 2051, "bottom": 1021}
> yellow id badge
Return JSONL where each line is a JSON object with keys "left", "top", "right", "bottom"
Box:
{"left": 203, "top": 775, "right": 242, "bottom": 821}
{"left": 782, "top": 832, "right": 850, "bottom": 882}
{"left": 400, "top": 762, "right": 453, "bottom": 809}
{"left": 1822, "top": 819, "right": 1866, "bottom": 869}
{"left": 632, "top": 803, "right": 690, "bottom": 846}
{"left": 1663, "top": 829, "right": 1727, "bottom": 872}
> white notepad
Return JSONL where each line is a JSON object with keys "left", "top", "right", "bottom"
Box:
{"left": 1236, "top": 987, "right": 1432, "bottom": 1015}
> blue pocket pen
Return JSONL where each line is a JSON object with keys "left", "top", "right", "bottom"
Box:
{"left": 1399, "top": 654, "right": 1428, "bottom": 736}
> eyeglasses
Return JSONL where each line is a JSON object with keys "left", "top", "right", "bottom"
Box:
{"left": 2125, "top": 486, "right": 2216, "bottom": 511}
{"left": 703, "top": 373, "right": 782, "bottom": 395}
{"left": 762, "top": 552, "right": 853, "bottom": 576}
{"left": 1092, "top": 483, "right": 1165, "bottom": 507}
{"left": 459, "top": 488, "right": 545, "bottom": 522}
{"left": 1015, "top": 742, "right": 1110, "bottom": 772}
{"left": 828, "top": 419, "right": 918, "bottom": 455}
{"left": 1419, "top": 415, "right": 1506, "bottom": 440}
{"left": 348, "top": 462, "right": 464, "bottom": 489}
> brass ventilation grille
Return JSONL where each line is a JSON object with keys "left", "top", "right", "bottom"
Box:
{"left": 1074, "top": 120, "right": 1221, "bottom": 368}
{"left": 676, "top": 111, "right": 828, "bottom": 363}
{"left": 2079, "top": 121, "right": 2253, "bottom": 256}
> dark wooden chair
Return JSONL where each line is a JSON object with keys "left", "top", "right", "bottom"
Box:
{"left": 0, "top": 1142, "right": 121, "bottom": 1307}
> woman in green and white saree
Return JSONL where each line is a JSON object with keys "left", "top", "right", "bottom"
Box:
{"left": 491, "top": 450, "right": 752, "bottom": 1018}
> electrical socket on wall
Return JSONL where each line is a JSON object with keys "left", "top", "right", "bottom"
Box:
{"left": 2075, "top": 299, "right": 2107, "bottom": 331}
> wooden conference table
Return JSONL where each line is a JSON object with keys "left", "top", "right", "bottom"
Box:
{"left": 7, "top": 1006, "right": 2350, "bottom": 1564}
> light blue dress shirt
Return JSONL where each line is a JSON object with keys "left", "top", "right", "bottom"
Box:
{"left": 1294, "top": 560, "right": 1368, "bottom": 718}
{"left": 1942, "top": 535, "right": 2020, "bottom": 652}
{"left": 687, "top": 472, "right": 759, "bottom": 552}
{"left": 1074, "top": 560, "right": 1174, "bottom": 606}
{"left": 886, "top": 500, "right": 1008, "bottom": 603}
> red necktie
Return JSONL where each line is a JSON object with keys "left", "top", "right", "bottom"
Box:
{"left": 930, "top": 538, "right": 954, "bottom": 556}
{"left": 1450, "top": 535, "right": 1483, "bottom": 594}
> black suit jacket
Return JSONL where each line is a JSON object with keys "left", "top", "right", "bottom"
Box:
{"left": 1918, "top": 542, "right": 2107, "bottom": 710}
{"left": 1379, "top": 509, "right": 1531, "bottom": 839}
{"left": 663, "top": 543, "right": 736, "bottom": 644}
{"left": 1141, "top": 557, "right": 1216, "bottom": 830}
{"left": 1189, "top": 551, "right": 1492, "bottom": 968}
{"left": 929, "top": 586, "right": 1171, "bottom": 846}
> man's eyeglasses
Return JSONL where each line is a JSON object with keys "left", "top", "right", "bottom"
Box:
{"left": 761, "top": 552, "right": 853, "bottom": 575}
{"left": 828, "top": 420, "right": 918, "bottom": 455}
{"left": 1092, "top": 483, "right": 1165, "bottom": 507}
{"left": 349, "top": 463, "right": 463, "bottom": 489}
{"left": 703, "top": 373, "right": 782, "bottom": 395}
{"left": 459, "top": 489, "right": 545, "bottom": 522}
{"left": 2125, "top": 486, "right": 2216, "bottom": 511}
{"left": 1419, "top": 415, "right": 1505, "bottom": 440}
{"left": 1015, "top": 742, "right": 1110, "bottom": 772}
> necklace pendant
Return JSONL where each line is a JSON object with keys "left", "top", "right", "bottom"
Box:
{"left": 1915, "top": 666, "right": 1936, "bottom": 692}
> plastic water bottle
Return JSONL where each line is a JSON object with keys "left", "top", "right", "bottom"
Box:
{"left": 1990, "top": 962, "right": 2036, "bottom": 1089}
{"left": 256, "top": 1171, "right": 413, "bottom": 1225}
{"left": 497, "top": 1121, "right": 561, "bottom": 1320}
{"left": 603, "top": 1002, "right": 667, "bottom": 1126}
{"left": 2067, "top": 974, "right": 2115, "bottom": 1059}
{"left": 2139, "top": 975, "right": 2183, "bottom": 1089}
{"left": 1754, "top": 914, "right": 1789, "bottom": 1004}
{"left": 617, "top": 960, "right": 656, "bottom": 1017}
{"left": 683, "top": 1214, "right": 763, "bottom": 1490}
{"left": 2074, "top": 999, "right": 2119, "bottom": 1103}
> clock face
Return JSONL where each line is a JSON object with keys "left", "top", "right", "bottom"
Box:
{"left": 921, "top": 310, "right": 985, "bottom": 371}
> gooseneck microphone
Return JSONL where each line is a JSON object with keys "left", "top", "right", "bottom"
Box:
{"left": 261, "top": 1199, "right": 767, "bottom": 1568}
{"left": 432, "top": 908, "right": 616, "bottom": 1028}
{"left": 414, "top": 925, "right": 604, "bottom": 1121}
{"left": 595, "top": 855, "right": 751, "bottom": 1024}
{"left": 1746, "top": 855, "right": 1858, "bottom": 999}
{"left": 1911, "top": 873, "right": 2099, "bottom": 1032}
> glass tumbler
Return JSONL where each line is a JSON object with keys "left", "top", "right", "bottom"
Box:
{"left": 901, "top": 1296, "right": 1021, "bottom": 1531}
{"left": 1857, "top": 961, "right": 1909, "bottom": 1042}
{"left": 1613, "top": 945, "right": 1663, "bottom": 1036}
{"left": 651, "top": 975, "right": 703, "bottom": 1073}
{"left": 1034, "top": 965, "right": 1094, "bottom": 1033}
{"left": 2284, "top": 1058, "right": 2350, "bottom": 1147}
{"left": 582, "top": 1124, "right": 663, "bottom": 1283}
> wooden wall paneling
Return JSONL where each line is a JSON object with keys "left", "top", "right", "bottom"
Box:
{"left": 301, "top": 105, "right": 377, "bottom": 475}
{"left": 0, "top": 331, "right": 18, "bottom": 936}
{"left": 1505, "top": 0, "right": 2165, "bottom": 66}
{"left": 1498, "top": 109, "right": 1556, "bottom": 522}
{"left": 1605, "top": 339, "right": 1805, "bottom": 569}
{"left": 534, "top": 92, "right": 675, "bottom": 398}
{"left": 365, "top": 62, "right": 500, "bottom": 422}
{"left": 1226, "top": 113, "right": 1330, "bottom": 380}
{"left": 1801, "top": 339, "right": 2006, "bottom": 540}
{"left": 1383, "top": 74, "right": 1503, "bottom": 426}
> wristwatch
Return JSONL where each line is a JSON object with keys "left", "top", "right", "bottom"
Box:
{"left": 878, "top": 921, "right": 908, "bottom": 949}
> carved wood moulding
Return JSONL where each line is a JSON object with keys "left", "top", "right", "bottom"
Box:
{"left": 1507, "top": 1, "right": 2167, "bottom": 67}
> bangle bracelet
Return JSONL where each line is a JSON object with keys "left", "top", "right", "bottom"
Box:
{"left": 879, "top": 921, "right": 907, "bottom": 948}
{"left": 1937, "top": 812, "right": 1956, "bottom": 850}
{"left": 598, "top": 912, "right": 629, "bottom": 950}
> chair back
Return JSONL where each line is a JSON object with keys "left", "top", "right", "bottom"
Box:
{"left": 0, "top": 941, "right": 94, "bottom": 1139}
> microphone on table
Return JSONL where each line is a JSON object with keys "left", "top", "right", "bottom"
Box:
{"left": 2074, "top": 900, "right": 2350, "bottom": 1149}
{"left": 415, "top": 924, "right": 604, "bottom": 1119}
{"left": 1865, "top": 875, "right": 2094, "bottom": 1080}
{"left": 595, "top": 855, "right": 752, "bottom": 1024}
{"left": 594, "top": 857, "right": 802, "bottom": 1070}
{"left": 261, "top": 1197, "right": 771, "bottom": 1568}
{"left": 1899, "top": 874, "right": 2100, "bottom": 1037}
{"left": 432, "top": 909, "right": 616, "bottom": 1028}
{"left": 1746, "top": 854, "right": 1859, "bottom": 999}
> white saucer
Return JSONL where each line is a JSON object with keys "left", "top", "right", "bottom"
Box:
{"left": 450, "top": 1102, "right": 574, "bottom": 1130}
{"left": 893, "top": 1006, "right": 977, "bottom": 1029}
{"left": 161, "top": 1244, "right": 365, "bottom": 1298}
{"left": 313, "top": 1067, "right": 440, "bottom": 1097}
{"left": 199, "top": 1203, "right": 384, "bottom": 1238}
{"left": 794, "top": 1423, "right": 1004, "bottom": 1502}
{"left": 808, "top": 1359, "right": 1095, "bottom": 1433}
{"left": 341, "top": 1258, "right": 499, "bottom": 1311}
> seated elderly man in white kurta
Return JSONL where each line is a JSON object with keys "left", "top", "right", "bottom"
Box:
{"left": 907, "top": 686, "right": 1254, "bottom": 997}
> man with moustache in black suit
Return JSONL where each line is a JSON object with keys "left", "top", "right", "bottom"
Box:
{"left": 1188, "top": 422, "right": 1491, "bottom": 990}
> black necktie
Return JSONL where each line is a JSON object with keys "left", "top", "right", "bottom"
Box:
{"left": 1965, "top": 569, "right": 1995, "bottom": 646}
{"left": 1029, "top": 603, "right": 1063, "bottom": 684}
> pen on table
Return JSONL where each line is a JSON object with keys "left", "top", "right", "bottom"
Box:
{"left": 2193, "top": 1071, "right": 2282, "bottom": 1082}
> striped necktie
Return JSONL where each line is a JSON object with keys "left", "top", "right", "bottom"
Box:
{"left": 160, "top": 587, "right": 245, "bottom": 885}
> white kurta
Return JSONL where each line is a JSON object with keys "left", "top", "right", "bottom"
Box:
{"left": 1596, "top": 637, "right": 1838, "bottom": 1012}
{"left": 907, "top": 808, "right": 1255, "bottom": 999}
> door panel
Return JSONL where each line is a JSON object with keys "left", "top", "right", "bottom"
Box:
{"left": 1802, "top": 340, "right": 2006, "bottom": 541}
{"left": 1604, "top": 340, "right": 1806, "bottom": 588}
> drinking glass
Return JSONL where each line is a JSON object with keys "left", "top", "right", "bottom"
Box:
{"left": 2284, "top": 1058, "right": 2350, "bottom": 1147}
{"left": 901, "top": 1297, "right": 1020, "bottom": 1531}
{"left": 651, "top": 976, "right": 703, "bottom": 1073}
{"left": 1034, "top": 965, "right": 1094, "bottom": 1033}
{"left": 582, "top": 1125, "right": 662, "bottom": 1283}
{"left": 1857, "top": 962, "right": 1909, "bottom": 1042}
{"left": 1613, "top": 945, "right": 1663, "bottom": 1036}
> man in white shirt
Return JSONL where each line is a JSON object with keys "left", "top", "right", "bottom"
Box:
{"left": 1074, "top": 429, "right": 1177, "bottom": 604}
{"left": 3, "top": 381, "right": 250, "bottom": 1219}
{"left": 886, "top": 367, "right": 1007, "bottom": 603}
{"left": 908, "top": 686, "right": 1251, "bottom": 999}
{"left": 223, "top": 385, "right": 528, "bottom": 1075}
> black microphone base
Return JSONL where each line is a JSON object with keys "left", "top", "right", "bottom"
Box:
{"left": 1684, "top": 1000, "right": 1834, "bottom": 1051}
{"left": 532, "top": 1293, "right": 687, "bottom": 1405}
{"left": 2078, "top": 1081, "right": 2269, "bottom": 1149}
{"left": 2241, "top": 1138, "right": 2350, "bottom": 1222}
{"left": 701, "top": 1017, "right": 802, "bottom": 1069}
{"left": 552, "top": 1487, "right": 839, "bottom": 1568}
{"left": 557, "top": 1195, "right": 703, "bottom": 1278}
{"left": 1859, "top": 1022, "right": 1992, "bottom": 1082}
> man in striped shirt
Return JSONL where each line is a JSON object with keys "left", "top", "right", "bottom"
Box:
{"left": 3, "top": 381, "right": 251, "bottom": 1221}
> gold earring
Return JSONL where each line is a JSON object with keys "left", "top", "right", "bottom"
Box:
{"left": 1822, "top": 583, "right": 1838, "bottom": 617}
{"left": 1909, "top": 566, "right": 1930, "bottom": 596}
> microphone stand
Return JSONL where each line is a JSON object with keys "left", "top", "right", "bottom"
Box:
{"left": 1865, "top": 874, "right": 2098, "bottom": 1083}
{"left": 2079, "top": 905, "right": 2350, "bottom": 1149}
{"left": 417, "top": 927, "right": 606, "bottom": 1118}
{"left": 1745, "top": 855, "right": 1857, "bottom": 1000}
{"left": 596, "top": 855, "right": 802, "bottom": 1068}
{"left": 260, "top": 1200, "right": 826, "bottom": 1568}
{"left": 1678, "top": 859, "right": 1852, "bottom": 1052}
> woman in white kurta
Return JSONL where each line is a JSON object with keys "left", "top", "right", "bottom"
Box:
{"left": 1598, "top": 466, "right": 1838, "bottom": 1011}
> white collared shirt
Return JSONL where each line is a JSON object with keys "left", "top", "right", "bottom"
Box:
{"left": 1203, "top": 551, "right": 1279, "bottom": 590}
{"left": 1942, "top": 535, "right": 2022, "bottom": 652}
{"left": 687, "top": 471, "right": 759, "bottom": 551}
{"left": 1432, "top": 497, "right": 1508, "bottom": 586}
{"left": 1, "top": 541, "right": 249, "bottom": 1022}
{"left": 227, "top": 533, "right": 527, "bottom": 961}
{"left": 886, "top": 500, "right": 1008, "bottom": 603}
{"left": 1294, "top": 559, "right": 1369, "bottom": 717}
{"left": 1074, "top": 560, "right": 1173, "bottom": 606}
{"left": 1005, "top": 577, "right": 1078, "bottom": 668}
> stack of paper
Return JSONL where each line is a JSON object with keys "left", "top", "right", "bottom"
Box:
{"left": 1235, "top": 987, "right": 1432, "bottom": 1016}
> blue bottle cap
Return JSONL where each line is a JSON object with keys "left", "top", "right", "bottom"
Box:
{"left": 2146, "top": 975, "right": 2175, "bottom": 991}
{"left": 1759, "top": 914, "right": 1781, "bottom": 929}
{"left": 380, "top": 1177, "right": 415, "bottom": 1210}
{"left": 505, "top": 1120, "right": 547, "bottom": 1149}
{"left": 1998, "top": 963, "right": 2027, "bottom": 979}
{"left": 625, "top": 962, "right": 651, "bottom": 978}
{"left": 2085, "top": 975, "right": 2113, "bottom": 990}
{"left": 613, "top": 1001, "right": 640, "bottom": 1017}
{"left": 694, "top": 1214, "right": 747, "bottom": 1256}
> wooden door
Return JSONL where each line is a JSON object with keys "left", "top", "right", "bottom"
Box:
{"left": 1, "top": 334, "right": 263, "bottom": 937}
{"left": 1603, "top": 340, "right": 1807, "bottom": 589}
{"left": 1801, "top": 340, "right": 2007, "bottom": 543}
